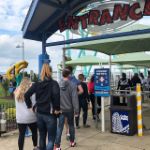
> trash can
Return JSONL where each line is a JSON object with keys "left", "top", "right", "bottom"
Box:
{"left": 110, "top": 94, "right": 137, "bottom": 136}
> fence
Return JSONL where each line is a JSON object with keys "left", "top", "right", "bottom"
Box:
{"left": 0, "top": 102, "right": 17, "bottom": 136}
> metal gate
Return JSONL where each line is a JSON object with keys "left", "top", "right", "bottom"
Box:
{"left": 0, "top": 103, "right": 17, "bottom": 136}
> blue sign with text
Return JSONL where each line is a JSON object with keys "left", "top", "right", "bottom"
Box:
{"left": 94, "top": 68, "right": 110, "bottom": 97}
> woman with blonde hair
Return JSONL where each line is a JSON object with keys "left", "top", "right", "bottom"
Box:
{"left": 25, "top": 63, "right": 60, "bottom": 150}
{"left": 14, "top": 77, "right": 38, "bottom": 150}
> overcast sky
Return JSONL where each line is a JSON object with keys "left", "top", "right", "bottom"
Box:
{"left": 0, "top": 0, "right": 150, "bottom": 74}
{"left": 0, "top": 0, "right": 64, "bottom": 74}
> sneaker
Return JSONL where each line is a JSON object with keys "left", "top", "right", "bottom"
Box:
{"left": 70, "top": 141, "right": 76, "bottom": 147}
{"left": 54, "top": 145, "right": 61, "bottom": 150}
{"left": 55, "top": 148, "right": 61, "bottom": 150}
{"left": 83, "top": 124, "right": 90, "bottom": 128}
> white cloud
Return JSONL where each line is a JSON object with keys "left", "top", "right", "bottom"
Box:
{"left": 0, "top": 0, "right": 63, "bottom": 74}
{"left": 0, "top": 34, "right": 63, "bottom": 74}
{"left": 0, "top": 0, "right": 31, "bottom": 31}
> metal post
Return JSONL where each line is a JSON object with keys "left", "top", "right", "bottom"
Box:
{"left": 95, "top": 96, "right": 98, "bottom": 129}
{"left": 101, "top": 97, "right": 105, "bottom": 132}
{"left": 62, "top": 48, "right": 66, "bottom": 69}
{"left": 16, "top": 41, "right": 25, "bottom": 77}
{"left": 16, "top": 41, "right": 25, "bottom": 61}
{"left": 108, "top": 55, "right": 112, "bottom": 128}
{"left": 109, "top": 55, "right": 112, "bottom": 83}
{"left": 136, "top": 84, "right": 143, "bottom": 136}
{"left": 42, "top": 35, "right": 46, "bottom": 55}
{"left": 38, "top": 34, "right": 51, "bottom": 76}
{"left": 53, "top": 33, "right": 66, "bottom": 80}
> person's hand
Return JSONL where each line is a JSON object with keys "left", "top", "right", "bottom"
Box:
{"left": 32, "top": 105, "right": 37, "bottom": 113}
{"left": 28, "top": 108, "right": 33, "bottom": 112}
{"left": 54, "top": 110, "right": 60, "bottom": 115}
{"left": 74, "top": 113, "right": 79, "bottom": 117}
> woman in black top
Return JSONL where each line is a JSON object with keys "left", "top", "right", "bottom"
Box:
{"left": 25, "top": 63, "right": 60, "bottom": 150}
{"left": 75, "top": 74, "right": 90, "bottom": 128}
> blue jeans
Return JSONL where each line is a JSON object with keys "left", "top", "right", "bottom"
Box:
{"left": 55, "top": 112, "right": 75, "bottom": 147}
{"left": 37, "top": 113, "right": 57, "bottom": 150}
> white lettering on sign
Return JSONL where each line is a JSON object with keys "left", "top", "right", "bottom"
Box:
{"left": 120, "top": 115, "right": 128, "bottom": 121}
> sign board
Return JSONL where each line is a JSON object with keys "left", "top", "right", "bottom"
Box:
{"left": 94, "top": 68, "right": 110, "bottom": 97}
{"left": 112, "top": 111, "right": 129, "bottom": 134}
{"left": 59, "top": 0, "right": 150, "bottom": 32}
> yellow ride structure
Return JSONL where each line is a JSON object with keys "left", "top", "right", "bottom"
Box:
{"left": 6, "top": 61, "right": 28, "bottom": 80}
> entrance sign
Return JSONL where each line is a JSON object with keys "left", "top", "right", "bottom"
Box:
{"left": 94, "top": 68, "right": 110, "bottom": 97}
{"left": 59, "top": 0, "right": 150, "bottom": 32}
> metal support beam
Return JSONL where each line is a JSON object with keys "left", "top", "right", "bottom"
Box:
{"left": 66, "top": 30, "right": 71, "bottom": 57}
{"left": 42, "top": 34, "right": 46, "bottom": 54}
{"left": 41, "top": 0, "right": 63, "bottom": 9}
{"left": 36, "top": 0, "right": 82, "bottom": 36}
{"left": 45, "top": 29, "right": 150, "bottom": 48}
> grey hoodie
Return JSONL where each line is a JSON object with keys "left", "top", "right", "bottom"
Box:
{"left": 59, "top": 79, "right": 79, "bottom": 114}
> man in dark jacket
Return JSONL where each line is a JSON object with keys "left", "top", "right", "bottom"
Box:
{"left": 117, "top": 73, "right": 131, "bottom": 104}
{"left": 75, "top": 74, "right": 90, "bottom": 128}
{"left": 54, "top": 69, "right": 79, "bottom": 150}
{"left": 117, "top": 73, "right": 131, "bottom": 92}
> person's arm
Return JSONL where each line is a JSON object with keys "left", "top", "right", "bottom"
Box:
{"left": 87, "top": 82, "right": 90, "bottom": 93}
{"left": 128, "top": 79, "right": 132, "bottom": 88}
{"left": 51, "top": 81, "right": 60, "bottom": 111}
{"left": 117, "top": 80, "right": 120, "bottom": 90}
{"left": 85, "top": 83, "right": 90, "bottom": 102}
{"left": 71, "top": 84, "right": 79, "bottom": 114}
{"left": 24, "top": 83, "right": 37, "bottom": 109}
{"left": 78, "top": 84, "right": 84, "bottom": 94}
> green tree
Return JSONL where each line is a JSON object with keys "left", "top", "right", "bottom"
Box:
{"left": 32, "top": 73, "right": 39, "bottom": 82}
{"left": 2, "top": 79, "right": 9, "bottom": 97}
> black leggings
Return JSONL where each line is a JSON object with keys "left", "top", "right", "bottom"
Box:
{"left": 89, "top": 94, "right": 101, "bottom": 117}
{"left": 18, "top": 122, "right": 38, "bottom": 150}
{"left": 75, "top": 98, "right": 88, "bottom": 126}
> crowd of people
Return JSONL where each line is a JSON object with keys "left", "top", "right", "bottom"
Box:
{"left": 14, "top": 64, "right": 100, "bottom": 150}
{"left": 14, "top": 63, "right": 150, "bottom": 150}
{"left": 117, "top": 71, "right": 150, "bottom": 105}
{"left": 117, "top": 72, "right": 150, "bottom": 92}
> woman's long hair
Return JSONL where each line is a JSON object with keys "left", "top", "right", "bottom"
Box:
{"left": 40, "top": 63, "right": 52, "bottom": 81}
{"left": 90, "top": 75, "right": 94, "bottom": 82}
{"left": 14, "top": 77, "right": 31, "bottom": 102}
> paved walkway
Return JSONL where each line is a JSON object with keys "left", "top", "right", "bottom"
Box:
{"left": 0, "top": 121, "right": 150, "bottom": 150}
{"left": 1, "top": 104, "right": 150, "bottom": 150}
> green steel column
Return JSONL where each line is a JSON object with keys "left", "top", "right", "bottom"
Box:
{"left": 77, "top": 28, "right": 89, "bottom": 76}
{"left": 133, "top": 67, "right": 138, "bottom": 73}
{"left": 87, "top": 51, "right": 97, "bottom": 76}
{"left": 66, "top": 30, "right": 71, "bottom": 57}
{"left": 144, "top": 68, "right": 147, "bottom": 77}
{"left": 120, "top": 64, "right": 123, "bottom": 74}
